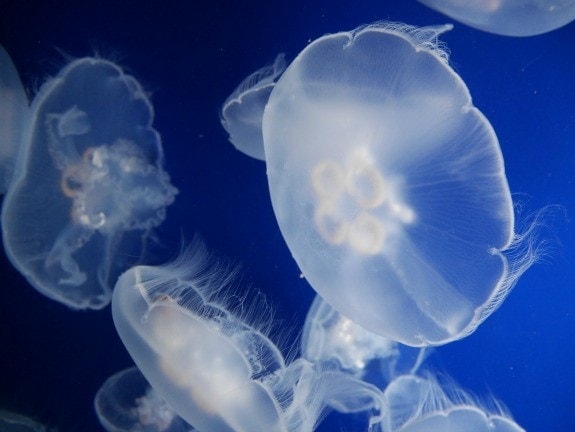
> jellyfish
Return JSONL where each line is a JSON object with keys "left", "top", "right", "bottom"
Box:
{"left": 94, "top": 366, "right": 194, "bottom": 432}
{"left": 0, "top": 409, "right": 55, "bottom": 432}
{"left": 417, "top": 0, "right": 575, "bottom": 37}
{"left": 220, "top": 54, "right": 286, "bottom": 160}
{"left": 112, "top": 239, "right": 382, "bottom": 432}
{"left": 1, "top": 55, "right": 178, "bottom": 309}
{"left": 0, "top": 45, "right": 28, "bottom": 193}
{"left": 302, "top": 294, "right": 404, "bottom": 378}
{"left": 376, "top": 374, "right": 525, "bottom": 432}
{"left": 262, "top": 22, "right": 539, "bottom": 347}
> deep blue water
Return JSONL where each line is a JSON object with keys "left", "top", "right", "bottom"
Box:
{"left": 0, "top": 1, "right": 574, "bottom": 431}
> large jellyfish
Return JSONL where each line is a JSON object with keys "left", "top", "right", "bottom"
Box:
{"left": 0, "top": 45, "right": 28, "bottom": 193}
{"left": 112, "top": 239, "right": 381, "bottom": 432}
{"left": 220, "top": 54, "right": 286, "bottom": 160}
{"left": 94, "top": 366, "right": 194, "bottom": 432}
{"left": 417, "top": 0, "right": 575, "bottom": 37}
{"left": 262, "top": 23, "right": 538, "bottom": 347}
{"left": 1, "top": 54, "right": 178, "bottom": 310}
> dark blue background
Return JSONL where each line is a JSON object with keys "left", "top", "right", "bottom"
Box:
{"left": 0, "top": 1, "right": 574, "bottom": 430}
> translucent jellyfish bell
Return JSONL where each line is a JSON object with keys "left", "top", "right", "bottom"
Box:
{"left": 263, "top": 23, "right": 537, "bottom": 347}
{"left": 417, "top": 0, "right": 575, "bottom": 37}
{"left": 220, "top": 54, "right": 286, "bottom": 160}
{"left": 0, "top": 409, "right": 54, "bottom": 432}
{"left": 112, "top": 240, "right": 383, "bottom": 431}
{"left": 94, "top": 366, "right": 193, "bottom": 432}
{"left": 301, "top": 295, "right": 399, "bottom": 376}
{"left": 1, "top": 56, "right": 178, "bottom": 309}
{"left": 378, "top": 374, "right": 525, "bottom": 432}
{"left": 0, "top": 45, "right": 28, "bottom": 193}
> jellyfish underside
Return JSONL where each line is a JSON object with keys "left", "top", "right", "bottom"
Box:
{"left": 299, "top": 295, "right": 525, "bottom": 432}
{"left": 1, "top": 56, "right": 177, "bottom": 310}
{"left": 112, "top": 240, "right": 388, "bottom": 432}
{"left": 262, "top": 22, "right": 525, "bottom": 347}
{"left": 95, "top": 366, "right": 192, "bottom": 432}
{"left": 417, "top": 0, "right": 575, "bottom": 36}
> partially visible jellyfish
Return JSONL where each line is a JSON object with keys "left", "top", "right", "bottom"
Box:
{"left": 417, "top": 0, "right": 575, "bottom": 36}
{"left": 112, "top": 239, "right": 382, "bottom": 432}
{"left": 94, "top": 366, "right": 194, "bottom": 432}
{"left": 262, "top": 22, "right": 539, "bottom": 347}
{"left": 1, "top": 54, "right": 178, "bottom": 309}
{"left": 301, "top": 294, "right": 422, "bottom": 380}
{"left": 220, "top": 54, "right": 286, "bottom": 160}
{"left": 376, "top": 374, "right": 525, "bottom": 432}
{"left": 0, "top": 45, "right": 28, "bottom": 193}
{"left": 0, "top": 409, "right": 55, "bottom": 432}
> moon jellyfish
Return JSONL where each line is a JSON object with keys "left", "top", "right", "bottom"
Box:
{"left": 301, "top": 295, "right": 400, "bottom": 377}
{"left": 262, "top": 23, "right": 538, "bottom": 347}
{"left": 0, "top": 409, "right": 55, "bottom": 432}
{"left": 112, "top": 239, "right": 381, "bottom": 432}
{"left": 220, "top": 54, "right": 286, "bottom": 160}
{"left": 417, "top": 0, "right": 575, "bottom": 37}
{"left": 1, "top": 56, "right": 178, "bottom": 309}
{"left": 95, "top": 366, "right": 194, "bottom": 432}
{"left": 0, "top": 45, "right": 28, "bottom": 193}
{"left": 377, "top": 374, "right": 525, "bottom": 432}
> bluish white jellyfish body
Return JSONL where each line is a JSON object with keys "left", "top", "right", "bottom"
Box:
{"left": 378, "top": 374, "right": 525, "bottom": 432}
{"left": 301, "top": 295, "right": 400, "bottom": 377}
{"left": 301, "top": 298, "right": 525, "bottom": 431}
{"left": 94, "top": 366, "right": 194, "bottom": 432}
{"left": 220, "top": 54, "right": 286, "bottom": 160}
{"left": 262, "top": 23, "right": 536, "bottom": 347}
{"left": 112, "top": 240, "right": 382, "bottom": 432}
{"left": 417, "top": 0, "right": 575, "bottom": 36}
{"left": 0, "top": 46, "right": 28, "bottom": 193}
{"left": 0, "top": 409, "right": 54, "bottom": 432}
{"left": 1, "top": 55, "right": 178, "bottom": 310}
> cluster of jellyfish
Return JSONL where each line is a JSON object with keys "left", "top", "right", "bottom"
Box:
{"left": 2, "top": 1, "right": 574, "bottom": 431}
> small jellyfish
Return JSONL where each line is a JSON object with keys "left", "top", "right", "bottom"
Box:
{"left": 301, "top": 294, "right": 400, "bottom": 377}
{"left": 0, "top": 45, "right": 29, "bottom": 193}
{"left": 1, "top": 55, "right": 178, "bottom": 309}
{"left": 94, "top": 366, "right": 194, "bottom": 432}
{"left": 112, "top": 239, "right": 381, "bottom": 432}
{"left": 377, "top": 374, "right": 525, "bottom": 432}
{"left": 262, "top": 23, "right": 538, "bottom": 346}
{"left": 0, "top": 409, "right": 55, "bottom": 432}
{"left": 220, "top": 54, "right": 286, "bottom": 160}
{"left": 417, "top": 0, "right": 575, "bottom": 37}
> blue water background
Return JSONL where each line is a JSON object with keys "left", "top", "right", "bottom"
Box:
{"left": 0, "top": 1, "right": 574, "bottom": 430}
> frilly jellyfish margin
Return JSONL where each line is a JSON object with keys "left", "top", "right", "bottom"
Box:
{"left": 260, "top": 22, "right": 542, "bottom": 347}
{"left": 111, "top": 239, "right": 386, "bottom": 432}
{"left": 417, "top": 0, "right": 575, "bottom": 37}
{"left": 0, "top": 52, "right": 178, "bottom": 310}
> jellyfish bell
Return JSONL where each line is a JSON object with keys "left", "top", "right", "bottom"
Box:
{"left": 417, "top": 0, "right": 575, "bottom": 37}
{"left": 301, "top": 294, "right": 400, "bottom": 377}
{"left": 0, "top": 409, "right": 55, "bottom": 432}
{"left": 0, "top": 45, "right": 29, "bottom": 194}
{"left": 94, "top": 366, "right": 193, "bottom": 432}
{"left": 220, "top": 54, "right": 286, "bottom": 160}
{"left": 379, "top": 374, "right": 525, "bottom": 432}
{"left": 112, "top": 240, "right": 386, "bottom": 432}
{"left": 1, "top": 56, "right": 178, "bottom": 310}
{"left": 112, "top": 240, "right": 289, "bottom": 431}
{"left": 263, "top": 22, "right": 538, "bottom": 347}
